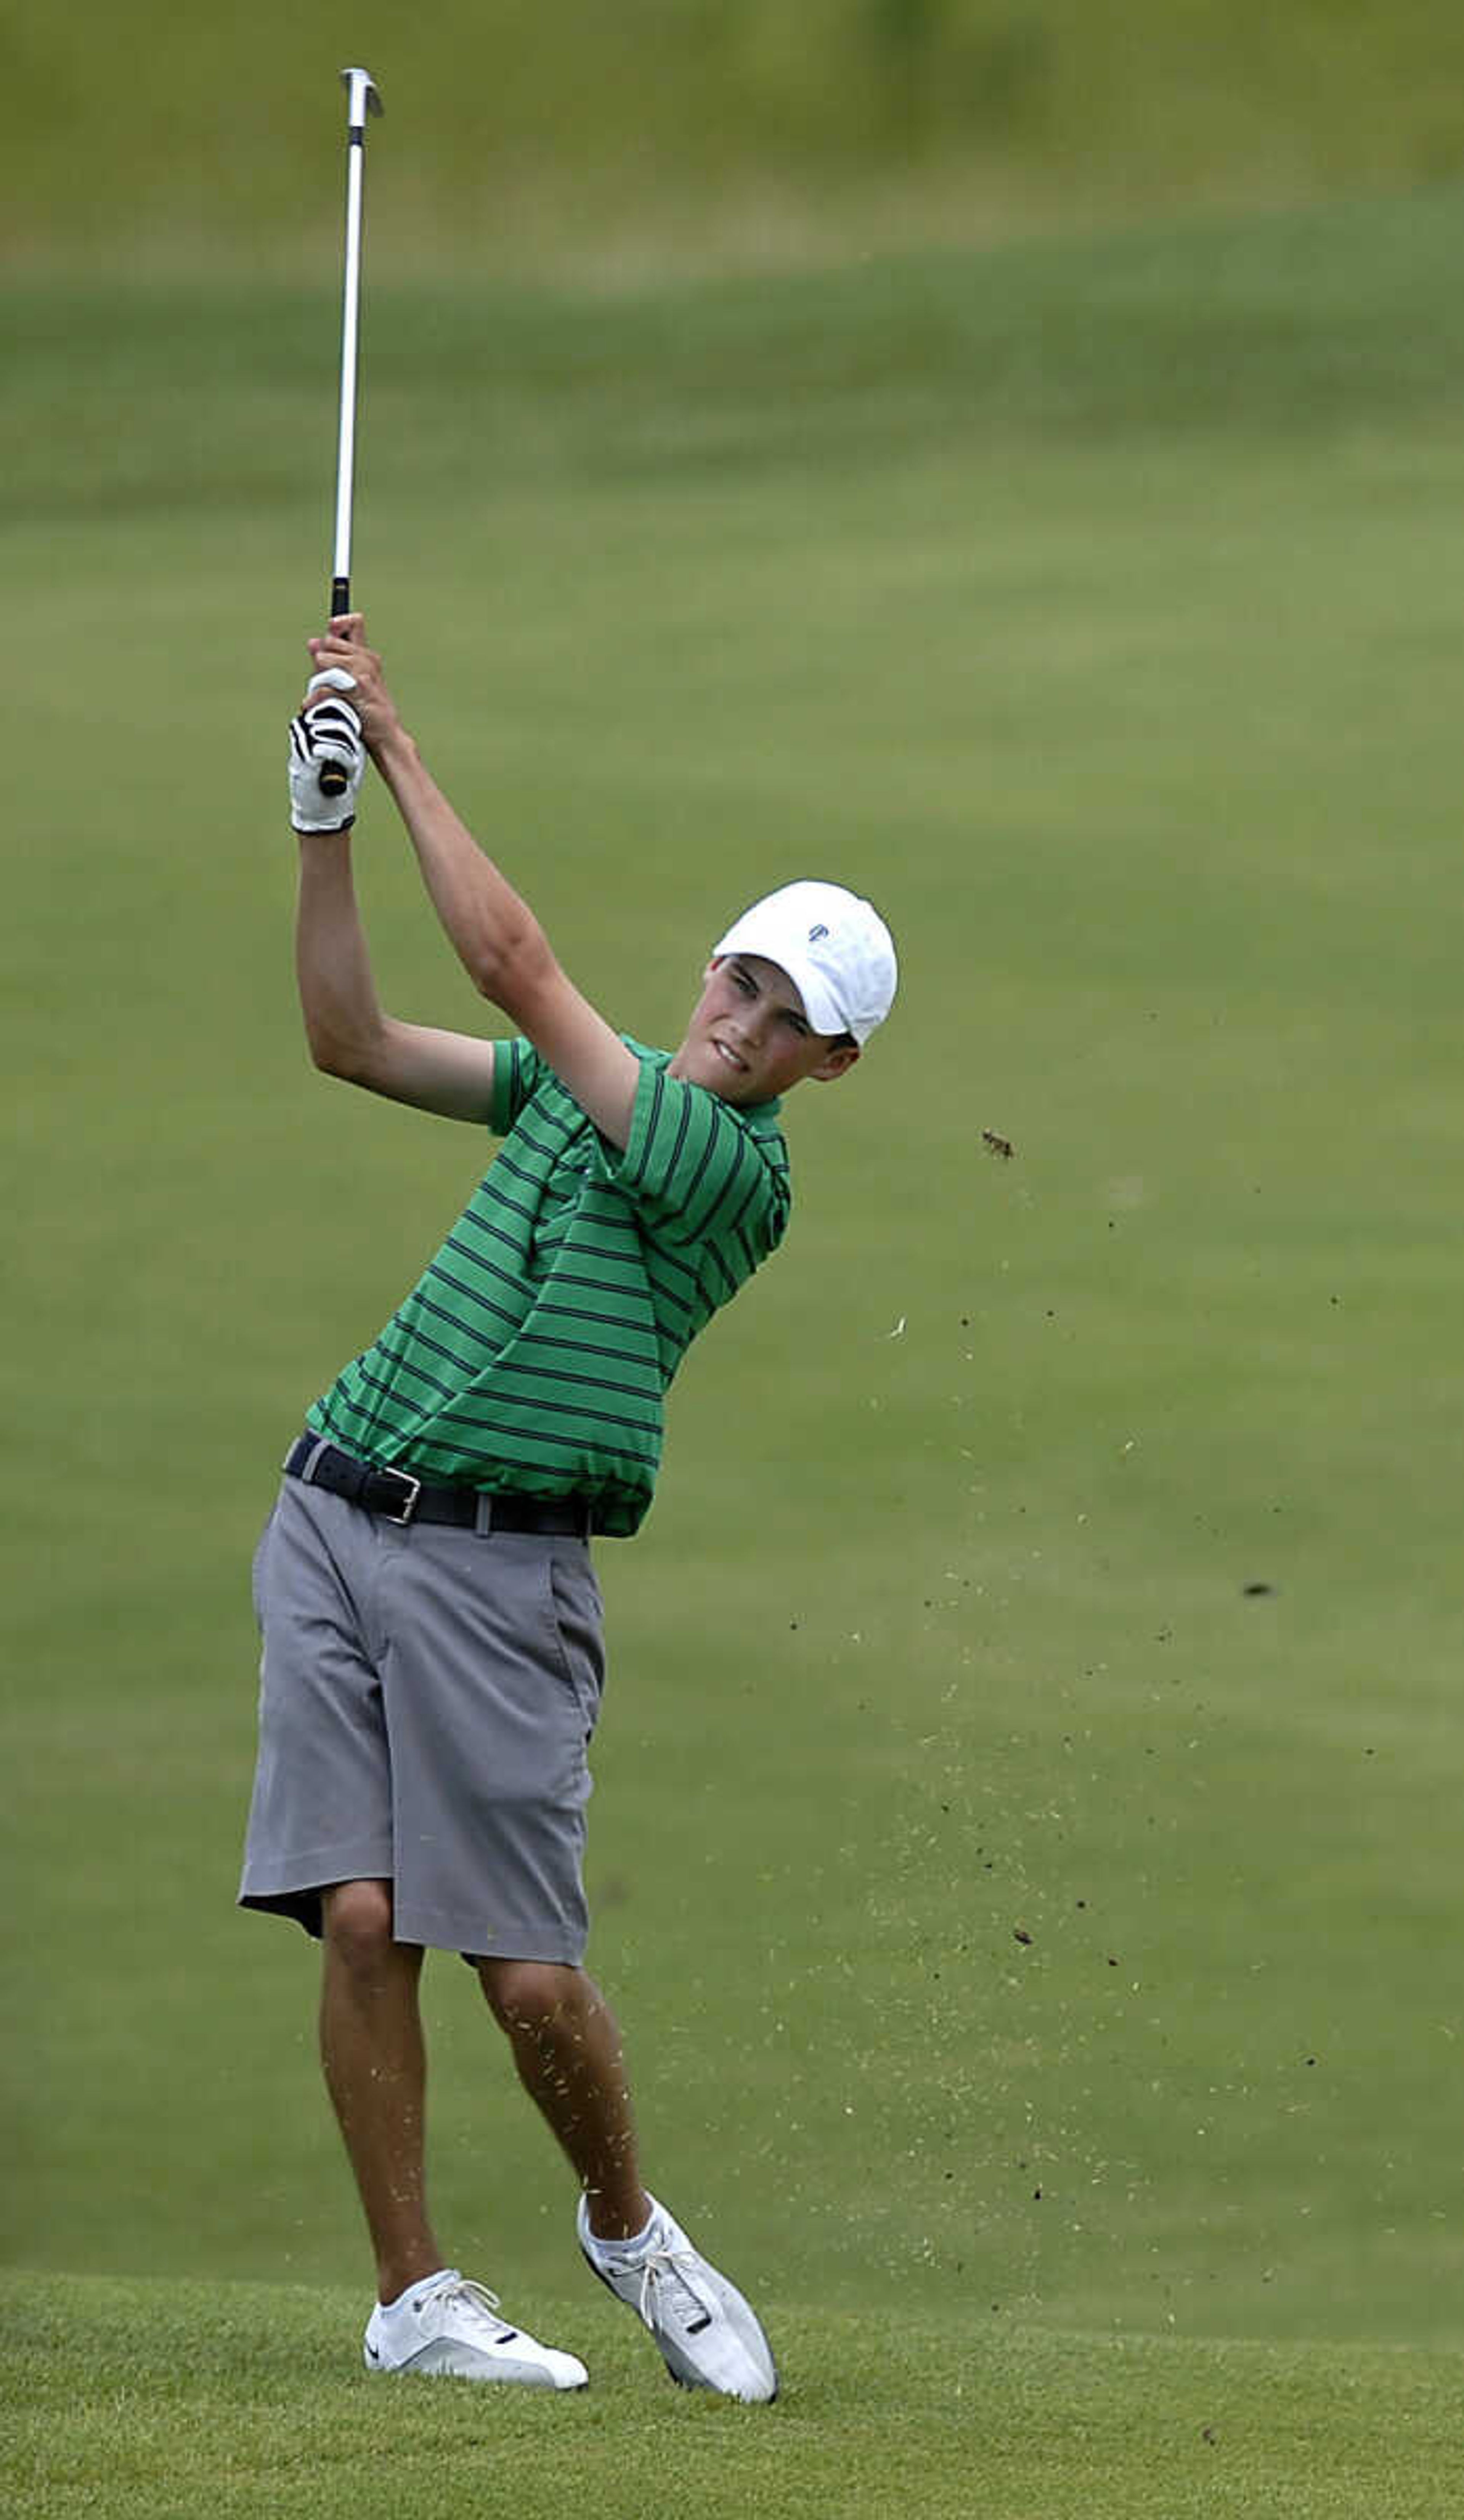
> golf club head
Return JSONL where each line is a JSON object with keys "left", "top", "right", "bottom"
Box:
{"left": 340, "top": 66, "right": 384, "bottom": 122}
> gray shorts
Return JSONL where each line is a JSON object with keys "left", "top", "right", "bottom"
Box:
{"left": 238, "top": 1477, "right": 605, "bottom": 1962}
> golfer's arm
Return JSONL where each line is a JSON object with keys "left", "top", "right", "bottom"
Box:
{"left": 295, "top": 832, "right": 498, "bottom": 1122}
{"left": 372, "top": 727, "right": 639, "bottom": 1147}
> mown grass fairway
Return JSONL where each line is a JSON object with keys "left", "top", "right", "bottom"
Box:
{"left": 6, "top": 188, "right": 1464, "bottom": 2511}
{"left": 11, "top": 2270, "right": 1464, "bottom": 2520}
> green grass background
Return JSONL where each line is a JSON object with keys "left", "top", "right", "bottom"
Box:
{"left": 10, "top": 2, "right": 1464, "bottom": 270}
{"left": 8, "top": 23, "right": 1464, "bottom": 2509}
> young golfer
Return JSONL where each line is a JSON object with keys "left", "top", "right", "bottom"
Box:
{"left": 240, "top": 616, "right": 897, "bottom": 2399}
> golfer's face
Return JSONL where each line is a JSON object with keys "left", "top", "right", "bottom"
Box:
{"left": 672, "top": 956, "right": 854, "bottom": 1103}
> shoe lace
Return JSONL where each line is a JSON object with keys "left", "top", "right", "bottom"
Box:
{"left": 427, "top": 2273, "right": 518, "bottom": 2342}
{"left": 636, "top": 2242, "right": 712, "bottom": 2331}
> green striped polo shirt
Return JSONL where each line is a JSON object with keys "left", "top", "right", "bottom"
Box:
{"left": 306, "top": 1037, "right": 791, "bottom": 1536}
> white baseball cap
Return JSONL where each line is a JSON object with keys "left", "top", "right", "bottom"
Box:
{"left": 712, "top": 881, "right": 897, "bottom": 1046}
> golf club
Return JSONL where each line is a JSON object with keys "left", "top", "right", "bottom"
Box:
{"left": 319, "top": 64, "right": 382, "bottom": 798}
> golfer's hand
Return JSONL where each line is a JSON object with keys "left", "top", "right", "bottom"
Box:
{"left": 306, "top": 614, "right": 402, "bottom": 758}
{"left": 287, "top": 682, "right": 364, "bottom": 833}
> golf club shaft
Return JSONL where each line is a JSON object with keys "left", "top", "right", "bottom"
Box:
{"left": 321, "top": 68, "right": 381, "bottom": 795}
{"left": 331, "top": 125, "right": 366, "bottom": 611}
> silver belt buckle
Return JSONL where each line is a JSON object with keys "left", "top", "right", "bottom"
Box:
{"left": 381, "top": 1468, "right": 422, "bottom": 1524}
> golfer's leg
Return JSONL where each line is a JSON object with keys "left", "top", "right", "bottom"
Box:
{"left": 320, "top": 1878, "right": 446, "bottom": 2300}
{"left": 477, "top": 1958, "right": 651, "bottom": 2241}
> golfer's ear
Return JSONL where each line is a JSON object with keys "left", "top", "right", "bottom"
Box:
{"left": 811, "top": 1042, "right": 860, "bottom": 1084}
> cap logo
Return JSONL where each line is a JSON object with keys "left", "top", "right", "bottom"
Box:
{"left": 807, "top": 922, "right": 829, "bottom": 942}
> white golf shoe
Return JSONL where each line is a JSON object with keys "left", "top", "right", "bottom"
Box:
{"left": 363, "top": 2269, "right": 588, "bottom": 2390}
{"left": 576, "top": 2194, "right": 779, "bottom": 2403}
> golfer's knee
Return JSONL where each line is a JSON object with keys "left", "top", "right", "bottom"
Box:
{"left": 321, "top": 1877, "right": 397, "bottom": 1971}
{"left": 479, "top": 1956, "right": 583, "bottom": 2032}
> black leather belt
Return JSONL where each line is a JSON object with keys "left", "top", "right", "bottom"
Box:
{"left": 283, "top": 1434, "right": 593, "bottom": 1537}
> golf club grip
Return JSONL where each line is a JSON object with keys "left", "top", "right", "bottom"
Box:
{"left": 318, "top": 573, "right": 354, "bottom": 792}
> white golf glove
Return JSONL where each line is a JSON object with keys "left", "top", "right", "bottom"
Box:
{"left": 287, "top": 669, "right": 364, "bottom": 832}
